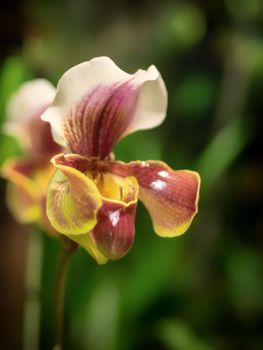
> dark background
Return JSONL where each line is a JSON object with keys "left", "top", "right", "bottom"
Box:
{"left": 0, "top": 0, "right": 262, "bottom": 349}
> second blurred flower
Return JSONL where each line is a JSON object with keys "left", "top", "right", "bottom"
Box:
{"left": 2, "top": 79, "right": 61, "bottom": 233}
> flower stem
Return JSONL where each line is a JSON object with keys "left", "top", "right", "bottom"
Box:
{"left": 23, "top": 229, "right": 43, "bottom": 350}
{"left": 53, "top": 238, "right": 77, "bottom": 350}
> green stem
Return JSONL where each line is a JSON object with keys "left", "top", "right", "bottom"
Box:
{"left": 53, "top": 239, "right": 76, "bottom": 350}
{"left": 23, "top": 229, "right": 43, "bottom": 350}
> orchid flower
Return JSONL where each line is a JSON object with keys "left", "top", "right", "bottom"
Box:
{"left": 2, "top": 79, "right": 61, "bottom": 232}
{"left": 42, "top": 57, "right": 200, "bottom": 264}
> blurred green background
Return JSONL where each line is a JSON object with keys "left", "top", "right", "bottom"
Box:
{"left": 0, "top": 0, "right": 262, "bottom": 349}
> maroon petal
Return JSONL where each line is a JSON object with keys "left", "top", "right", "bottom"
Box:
{"left": 26, "top": 107, "right": 61, "bottom": 157}
{"left": 104, "top": 160, "right": 200, "bottom": 237}
{"left": 91, "top": 197, "right": 137, "bottom": 260}
{"left": 64, "top": 81, "right": 139, "bottom": 159}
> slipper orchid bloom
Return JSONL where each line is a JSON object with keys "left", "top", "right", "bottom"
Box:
{"left": 42, "top": 57, "right": 200, "bottom": 264}
{"left": 2, "top": 79, "right": 61, "bottom": 233}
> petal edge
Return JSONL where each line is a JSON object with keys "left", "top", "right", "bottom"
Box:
{"left": 46, "top": 158, "right": 102, "bottom": 235}
{"left": 102, "top": 160, "right": 200, "bottom": 237}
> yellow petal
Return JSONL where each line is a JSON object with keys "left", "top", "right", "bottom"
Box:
{"left": 47, "top": 158, "right": 102, "bottom": 235}
{"left": 2, "top": 159, "right": 40, "bottom": 223}
{"left": 67, "top": 233, "right": 108, "bottom": 265}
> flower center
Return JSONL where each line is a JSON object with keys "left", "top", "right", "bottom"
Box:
{"left": 91, "top": 172, "right": 122, "bottom": 201}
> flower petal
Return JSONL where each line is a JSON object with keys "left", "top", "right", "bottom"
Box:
{"left": 126, "top": 65, "right": 168, "bottom": 135}
{"left": 2, "top": 159, "right": 41, "bottom": 223}
{"left": 1, "top": 158, "right": 60, "bottom": 235}
{"left": 4, "top": 79, "right": 58, "bottom": 155}
{"left": 104, "top": 160, "right": 200, "bottom": 237}
{"left": 50, "top": 154, "right": 138, "bottom": 260}
{"left": 41, "top": 57, "right": 167, "bottom": 158}
{"left": 66, "top": 176, "right": 137, "bottom": 264}
{"left": 91, "top": 176, "right": 138, "bottom": 260}
{"left": 132, "top": 162, "right": 200, "bottom": 237}
{"left": 63, "top": 81, "right": 140, "bottom": 158}
{"left": 47, "top": 156, "right": 102, "bottom": 235}
{"left": 66, "top": 233, "right": 108, "bottom": 265}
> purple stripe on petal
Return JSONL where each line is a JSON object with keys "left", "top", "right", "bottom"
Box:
{"left": 64, "top": 81, "right": 139, "bottom": 159}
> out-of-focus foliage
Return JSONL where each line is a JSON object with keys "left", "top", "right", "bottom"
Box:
{"left": 0, "top": 57, "right": 32, "bottom": 163}
{"left": 0, "top": 0, "right": 262, "bottom": 349}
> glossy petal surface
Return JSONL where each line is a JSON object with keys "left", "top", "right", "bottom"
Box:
{"left": 49, "top": 153, "right": 138, "bottom": 261}
{"left": 91, "top": 176, "right": 138, "bottom": 260}
{"left": 105, "top": 160, "right": 200, "bottom": 237}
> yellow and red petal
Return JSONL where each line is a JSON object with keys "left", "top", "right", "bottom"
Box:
{"left": 104, "top": 160, "right": 200, "bottom": 237}
{"left": 48, "top": 154, "right": 139, "bottom": 261}
{"left": 2, "top": 159, "right": 41, "bottom": 223}
{"left": 132, "top": 161, "right": 200, "bottom": 237}
{"left": 90, "top": 176, "right": 138, "bottom": 260}
{"left": 66, "top": 178, "right": 138, "bottom": 263}
{"left": 66, "top": 233, "right": 108, "bottom": 265}
{"left": 46, "top": 157, "right": 102, "bottom": 235}
{"left": 63, "top": 181, "right": 138, "bottom": 263}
